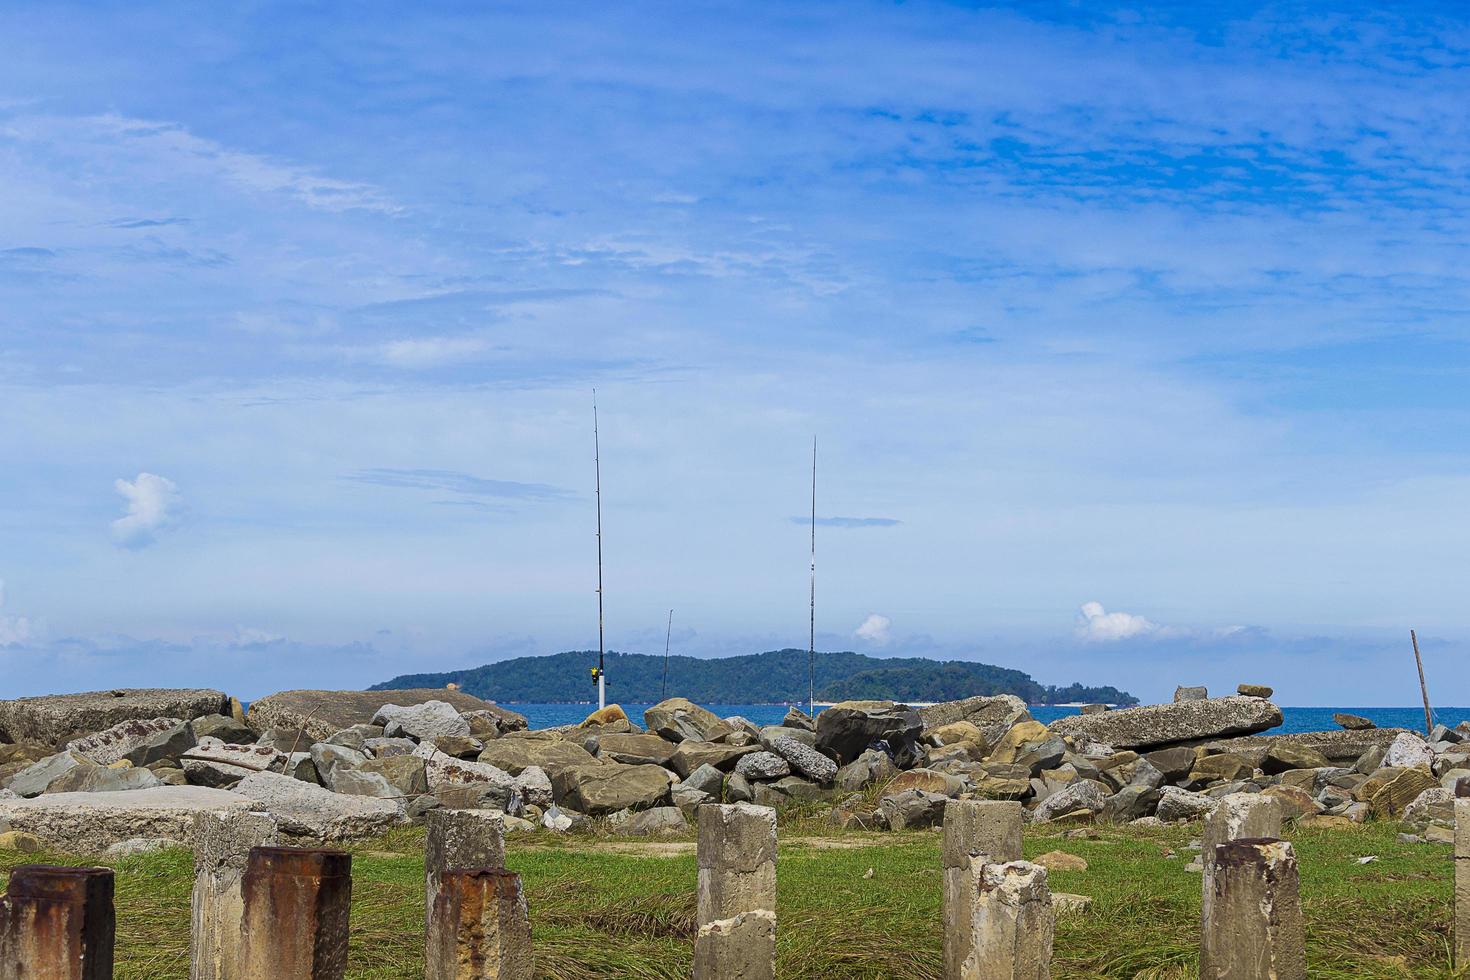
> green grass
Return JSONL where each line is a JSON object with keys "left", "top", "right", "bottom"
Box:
{"left": 1, "top": 818, "right": 1462, "bottom": 978}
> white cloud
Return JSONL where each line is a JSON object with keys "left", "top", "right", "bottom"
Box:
{"left": 111, "top": 473, "right": 183, "bottom": 549}
{"left": 0, "top": 579, "right": 33, "bottom": 648}
{"left": 375, "top": 336, "right": 494, "bottom": 369}
{"left": 1077, "top": 601, "right": 1159, "bottom": 642}
{"left": 855, "top": 613, "right": 892, "bottom": 644}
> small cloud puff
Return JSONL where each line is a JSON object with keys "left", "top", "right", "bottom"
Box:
{"left": 112, "top": 473, "right": 183, "bottom": 549}
{"left": 855, "top": 613, "right": 892, "bottom": 644}
{"left": 1077, "top": 601, "right": 1160, "bottom": 642}
{"left": 0, "top": 579, "right": 33, "bottom": 648}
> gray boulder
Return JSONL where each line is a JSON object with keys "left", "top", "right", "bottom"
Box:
{"left": 735, "top": 752, "right": 791, "bottom": 781}
{"left": 1030, "top": 779, "right": 1108, "bottom": 823}
{"left": 814, "top": 701, "right": 923, "bottom": 766}
{"left": 1156, "top": 786, "right": 1218, "bottom": 822}
{"left": 363, "top": 737, "right": 418, "bottom": 758}
{"left": 835, "top": 749, "right": 898, "bottom": 793}
{"left": 918, "top": 695, "right": 1031, "bottom": 748}
{"left": 1047, "top": 696, "right": 1283, "bottom": 751}
{"left": 247, "top": 688, "right": 525, "bottom": 743}
{"left": 758, "top": 726, "right": 816, "bottom": 751}
{"left": 329, "top": 769, "right": 400, "bottom": 800}
{"left": 595, "top": 733, "right": 677, "bottom": 767}
{"left": 357, "top": 755, "right": 429, "bottom": 798}
{"left": 46, "top": 765, "right": 163, "bottom": 794}
{"left": 189, "top": 714, "right": 256, "bottom": 745}
{"left": 771, "top": 736, "right": 837, "bottom": 784}
{"left": 625, "top": 806, "right": 687, "bottom": 836}
{"left": 412, "top": 744, "right": 516, "bottom": 794}
{"left": 233, "top": 771, "right": 405, "bottom": 841}
{"left": 1100, "top": 785, "right": 1162, "bottom": 822}
{"left": 372, "top": 701, "right": 471, "bottom": 741}
{"left": 681, "top": 763, "right": 726, "bottom": 797}
{"left": 0, "top": 688, "right": 230, "bottom": 745}
{"left": 643, "top": 698, "right": 733, "bottom": 744}
{"left": 1383, "top": 732, "right": 1435, "bottom": 770}
{"left": 310, "top": 743, "right": 369, "bottom": 788}
{"left": 782, "top": 707, "right": 815, "bottom": 732}
{"left": 669, "top": 741, "right": 756, "bottom": 779}
{"left": 182, "top": 739, "right": 287, "bottom": 779}
{"left": 548, "top": 763, "right": 672, "bottom": 816}
{"left": 1334, "top": 712, "right": 1375, "bottom": 730}
{"left": 1174, "top": 686, "right": 1208, "bottom": 702}
{"left": 65, "top": 717, "right": 193, "bottom": 766}
{"left": 4, "top": 751, "right": 92, "bottom": 797}
{"left": 878, "top": 788, "right": 947, "bottom": 830}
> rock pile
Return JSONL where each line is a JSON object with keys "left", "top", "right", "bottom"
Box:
{"left": 3, "top": 686, "right": 1468, "bottom": 851}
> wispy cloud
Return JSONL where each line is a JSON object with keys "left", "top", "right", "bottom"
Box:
{"left": 345, "top": 468, "right": 573, "bottom": 503}
{"left": 111, "top": 473, "right": 184, "bottom": 549}
{"left": 793, "top": 516, "right": 901, "bottom": 528}
{"left": 855, "top": 613, "right": 892, "bottom": 645}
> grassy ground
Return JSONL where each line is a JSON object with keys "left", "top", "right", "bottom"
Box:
{"left": 0, "top": 815, "right": 1462, "bottom": 978}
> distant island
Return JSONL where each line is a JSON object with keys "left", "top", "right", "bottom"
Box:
{"left": 371, "top": 648, "right": 1138, "bottom": 707}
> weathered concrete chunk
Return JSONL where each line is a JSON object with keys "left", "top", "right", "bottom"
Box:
{"left": 549, "top": 763, "right": 672, "bottom": 816}
{"left": 189, "top": 714, "right": 256, "bottom": 745}
{"left": 372, "top": 700, "right": 471, "bottom": 741}
{"left": 815, "top": 700, "right": 923, "bottom": 766}
{"left": 697, "top": 802, "right": 777, "bottom": 926}
{"left": 413, "top": 743, "right": 516, "bottom": 793}
{"left": 0, "top": 785, "right": 250, "bottom": 851}
{"left": 190, "top": 809, "right": 279, "bottom": 980}
{"left": 693, "top": 909, "right": 776, "bottom": 980}
{"left": 1384, "top": 731, "right": 1436, "bottom": 770}
{"left": 1047, "top": 696, "right": 1282, "bottom": 751}
{"left": 1175, "top": 685, "right": 1209, "bottom": 702}
{"left": 425, "top": 808, "right": 506, "bottom": 936}
{"left": 644, "top": 698, "right": 734, "bottom": 744}
{"left": 46, "top": 764, "right": 163, "bottom": 794}
{"left": 961, "top": 859, "right": 1054, "bottom": 979}
{"left": 1202, "top": 839, "right": 1305, "bottom": 980}
{"left": 1199, "top": 794, "right": 1285, "bottom": 977}
{"left": 943, "top": 801, "right": 1026, "bottom": 979}
{"left": 65, "top": 717, "right": 193, "bottom": 766}
{"left": 0, "top": 688, "right": 229, "bottom": 745}
{"left": 247, "top": 688, "right": 523, "bottom": 742}
{"left": 232, "top": 771, "right": 404, "bottom": 842}
{"left": 920, "top": 695, "right": 1032, "bottom": 748}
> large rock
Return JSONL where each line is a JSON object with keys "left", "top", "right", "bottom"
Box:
{"left": 1383, "top": 732, "right": 1435, "bottom": 769}
{"left": 815, "top": 701, "right": 923, "bottom": 766}
{"left": 412, "top": 744, "right": 516, "bottom": 794}
{"left": 0, "top": 785, "right": 249, "bottom": 851}
{"left": 670, "top": 741, "right": 757, "bottom": 779}
{"left": 232, "top": 771, "right": 405, "bottom": 841}
{"left": 356, "top": 755, "right": 429, "bottom": 798}
{"left": 643, "top": 698, "right": 734, "bottom": 744}
{"left": 834, "top": 749, "right": 899, "bottom": 793}
{"left": 1030, "top": 780, "right": 1108, "bottom": 823}
{"left": 182, "top": 740, "right": 287, "bottom": 776}
{"left": 735, "top": 752, "right": 791, "bottom": 781}
{"left": 0, "top": 689, "right": 230, "bottom": 746}
{"left": 596, "top": 733, "right": 678, "bottom": 767}
{"left": 372, "top": 701, "right": 471, "bottom": 740}
{"left": 64, "top": 717, "right": 194, "bottom": 766}
{"left": 46, "top": 765, "right": 163, "bottom": 794}
{"left": 1203, "top": 728, "right": 1407, "bottom": 765}
{"left": 878, "top": 788, "right": 947, "bottom": 830}
{"left": 476, "top": 739, "right": 598, "bottom": 776}
{"left": 246, "top": 689, "right": 524, "bottom": 742}
{"left": 1155, "top": 786, "right": 1218, "bottom": 822}
{"left": 770, "top": 736, "right": 837, "bottom": 784}
{"left": 549, "top": 763, "right": 673, "bottom": 816}
{"left": 918, "top": 695, "right": 1031, "bottom": 747}
{"left": 4, "top": 751, "right": 92, "bottom": 797}
{"left": 1046, "top": 696, "right": 1282, "bottom": 751}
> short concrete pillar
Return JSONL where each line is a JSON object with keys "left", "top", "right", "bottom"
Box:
{"left": 1199, "top": 795, "right": 1283, "bottom": 977}
{"left": 1201, "top": 838, "right": 1305, "bottom": 980}
{"left": 239, "top": 846, "right": 353, "bottom": 980}
{"left": 694, "top": 803, "right": 777, "bottom": 980}
{"left": 425, "top": 868, "right": 533, "bottom": 980}
{"left": 191, "top": 809, "right": 279, "bottom": 980}
{"left": 943, "top": 801, "right": 1024, "bottom": 979}
{"left": 1456, "top": 798, "right": 1468, "bottom": 968}
{"left": 958, "top": 859, "right": 1053, "bottom": 980}
{"left": 0, "top": 865, "right": 115, "bottom": 980}
{"left": 425, "top": 809, "right": 506, "bottom": 931}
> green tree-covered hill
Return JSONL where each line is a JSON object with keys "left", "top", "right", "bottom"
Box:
{"left": 371, "top": 649, "right": 1137, "bottom": 706}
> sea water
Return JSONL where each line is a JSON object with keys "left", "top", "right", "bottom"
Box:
{"left": 504, "top": 702, "right": 1470, "bottom": 733}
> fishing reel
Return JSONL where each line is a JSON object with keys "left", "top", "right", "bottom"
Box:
{"left": 589, "top": 666, "right": 602, "bottom": 686}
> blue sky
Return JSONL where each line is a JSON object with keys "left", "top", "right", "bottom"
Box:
{"left": 3, "top": 2, "right": 1469, "bottom": 704}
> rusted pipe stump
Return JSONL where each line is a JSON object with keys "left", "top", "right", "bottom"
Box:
{"left": 239, "top": 846, "right": 352, "bottom": 980}
{"left": 425, "top": 868, "right": 533, "bottom": 980}
{"left": 0, "top": 865, "right": 115, "bottom": 980}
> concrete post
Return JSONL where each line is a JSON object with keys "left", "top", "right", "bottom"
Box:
{"left": 0, "top": 865, "right": 114, "bottom": 980}
{"left": 425, "top": 809, "right": 506, "bottom": 931}
{"left": 425, "top": 868, "right": 533, "bottom": 980}
{"left": 694, "top": 803, "right": 777, "bottom": 980}
{"left": 1201, "top": 838, "right": 1305, "bottom": 980}
{"left": 943, "top": 801, "right": 1024, "bottom": 980}
{"left": 239, "top": 846, "right": 353, "bottom": 980}
{"left": 1456, "top": 798, "right": 1468, "bottom": 968}
{"left": 191, "top": 809, "right": 279, "bottom": 980}
{"left": 1199, "top": 795, "right": 1283, "bottom": 978}
{"left": 959, "top": 859, "right": 1053, "bottom": 980}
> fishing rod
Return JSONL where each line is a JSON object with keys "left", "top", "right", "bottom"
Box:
{"left": 662, "top": 609, "right": 673, "bottom": 701}
{"left": 592, "top": 391, "right": 606, "bottom": 711}
{"left": 808, "top": 436, "right": 816, "bottom": 719}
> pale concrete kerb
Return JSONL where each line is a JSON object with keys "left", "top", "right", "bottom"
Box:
{"left": 0, "top": 786, "right": 250, "bottom": 853}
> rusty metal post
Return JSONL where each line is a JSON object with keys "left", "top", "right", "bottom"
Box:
{"left": 239, "top": 846, "right": 352, "bottom": 980}
{"left": 0, "top": 865, "right": 115, "bottom": 980}
{"left": 425, "top": 868, "right": 533, "bottom": 980}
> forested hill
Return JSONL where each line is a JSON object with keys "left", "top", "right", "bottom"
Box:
{"left": 371, "top": 649, "right": 1137, "bottom": 706}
